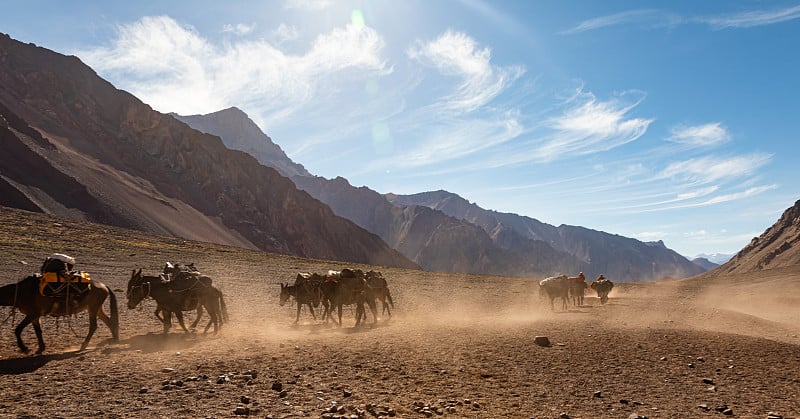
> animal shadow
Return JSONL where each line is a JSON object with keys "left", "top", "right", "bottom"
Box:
{"left": 0, "top": 350, "right": 84, "bottom": 375}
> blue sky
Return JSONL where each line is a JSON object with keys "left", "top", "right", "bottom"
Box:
{"left": 3, "top": 0, "right": 799, "bottom": 258}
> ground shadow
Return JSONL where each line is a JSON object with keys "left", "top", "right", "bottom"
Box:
{"left": 0, "top": 349, "right": 85, "bottom": 375}
{"left": 101, "top": 331, "right": 205, "bottom": 354}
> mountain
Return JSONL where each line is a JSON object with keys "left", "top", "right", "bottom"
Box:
{"left": 693, "top": 253, "right": 734, "bottom": 265}
{"left": 290, "top": 175, "right": 584, "bottom": 276}
{"left": 708, "top": 199, "right": 800, "bottom": 275}
{"left": 175, "top": 104, "right": 706, "bottom": 281}
{"left": 389, "top": 190, "right": 705, "bottom": 281}
{"left": 691, "top": 257, "right": 719, "bottom": 271}
{"left": 0, "top": 33, "right": 416, "bottom": 269}
{"left": 172, "top": 108, "right": 310, "bottom": 178}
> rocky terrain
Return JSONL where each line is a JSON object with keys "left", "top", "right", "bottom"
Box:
{"left": 1, "top": 207, "right": 798, "bottom": 418}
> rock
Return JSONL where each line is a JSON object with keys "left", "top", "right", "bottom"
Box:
{"left": 593, "top": 391, "right": 602, "bottom": 398}
{"left": 697, "top": 404, "right": 709, "bottom": 411}
{"left": 702, "top": 378, "right": 715, "bottom": 385}
{"left": 240, "top": 395, "right": 250, "bottom": 404}
{"left": 271, "top": 381, "right": 283, "bottom": 391}
{"left": 559, "top": 413, "right": 571, "bottom": 419}
{"left": 138, "top": 387, "right": 148, "bottom": 394}
{"left": 161, "top": 368, "right": 175, "bottom": 373}
{"left": 233, "top": 406, "right": 249, "bottom": 415}
{"left": 767, "top": 412, "right": 783, "bottom": 419}
{"left": 534, "top": 336, "right": 551, "bottom": 347}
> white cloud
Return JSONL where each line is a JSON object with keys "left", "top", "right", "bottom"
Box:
{"left": 283, "top": 0, "right": 331, "bottom": 11}
{"left": 700, "top": 5, "right": 800, "bottom": 29}
{"left": 272, "top": 23, "right": 299, "bottom": 44}
{"left": 534, "top": 90, "right": 653, "bottom": 161}
{"left": 561, "top": 9, "right": 682, "bottom": 34}
{"left": 658, "top": 154, "right": 772, "bottom": 185}
{"left": 635, "top": 231, "right": 670, "bottom": 240}
{"left": 562, "top": 5, "right": 800, "bottom": 34}
{"left": 223, "top": 23, "right": 256, "bottom": 36}
{"left": 77, "top": 16, "right": 389, "bottom": 122}
{"left": 676, "top": 186, "right": 719, "bottom": 200}
{"left": 668, "top": 122, "right": 730, "bottom": 147}
{"left": 407, "top": 30, "right": 524, "bottom": 113}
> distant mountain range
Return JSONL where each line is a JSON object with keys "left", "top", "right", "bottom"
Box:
{"left": 3, "top": 31, "right": 791, "bottom": 282}
{"left": 175, "top": 110, "right": 705, "bottom": 281}
{"left": 692, "top": 253, "right": 733, "bottom": 265}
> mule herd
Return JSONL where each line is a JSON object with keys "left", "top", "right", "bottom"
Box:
{"left": 1, "top": 257, "right": 612, "bottom": 355}
{"left": 538, "top": 274, "right": 614, "bottom": 310}
{"left": 279, "top": 268, "right": 394, "bottom": 327}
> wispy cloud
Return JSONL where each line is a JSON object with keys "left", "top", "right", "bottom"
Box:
{"left": 283, "top": 0, "right": 331, "bottom": 11}
{"left": 562, "top": 4, "right": 800, "bottom": 34}
{"left": 668, "top": 122, "right": 730, "bottom": 147}
{"left": 272, "top": 23, "right": 299, "bottom": 44}
{"left": 534, "top": 89, "right": 653, "bottom": 161}
{"left": 657, "top": 154, "right": 773, "bottom": 185}
{"left": 222, "top": 22, "right": 256, "bottom": 36}
{"left": 700, "top": 4, "right": 800, "bottom": 29}
{"left": 561, "top": 9, "right": 683, "bottom": 34}
{"left": 77, "top": 16, "right": 389, "bottom": 124}
{"left": 407, "top": 30, "right": 524, "bottom": 113}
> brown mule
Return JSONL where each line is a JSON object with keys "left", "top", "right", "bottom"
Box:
{"left": 0, "top": 275, "right": 119, "bottom": 354}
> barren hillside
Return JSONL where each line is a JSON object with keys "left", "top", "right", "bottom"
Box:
{"left": 1, "top": 207, "right": 798, "bottom": 418}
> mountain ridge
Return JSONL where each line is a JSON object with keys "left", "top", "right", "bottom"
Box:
{"left": 0, "top": 32, "right": 416, "bottom": 269}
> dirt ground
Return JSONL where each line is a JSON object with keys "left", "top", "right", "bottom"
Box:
{"left": 1, "top": 208, "right": 799, "bottom": 418}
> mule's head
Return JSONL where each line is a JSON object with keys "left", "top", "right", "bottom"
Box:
{"left": 127, "top": 268, "right": 149, "bottom": 309}
{"left": 279, "top": 283, "right": 291, "bottom": 306}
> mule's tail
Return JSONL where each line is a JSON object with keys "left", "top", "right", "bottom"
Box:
{"left": 108, "top": 288, "right": 120, "bottom": 341}
{"left": 218, "top": 290, "right": 229, "bottom": 323}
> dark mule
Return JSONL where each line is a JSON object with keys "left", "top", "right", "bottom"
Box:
{"left": 567, "top": 277, "right": 587, "bottom": 306}
{"left": 279, "top": 272, "right": 324, "bottom": 323}
{"left": 539, "top": 275, "right": 569, "bottom": 311}
{"left": 161, "top": 262, "right": 228, "bottom": 326}
{"left": 0, "top": 275, "right": 119, "bottom": 354}
{"left": 320, "top": 269, "right": 377, "bottom": 327}
{"left": 365, "top": 270, "right": 394, "bottom": 317}
{"left": 591, "top": 278, "right": 614, "bottom": 304}
{"left": 127, "top": 269, "right": 225, "bottom": 334}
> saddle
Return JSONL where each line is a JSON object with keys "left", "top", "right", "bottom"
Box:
{"left": 38, "top": 271, "right": 92, "bottom": 297}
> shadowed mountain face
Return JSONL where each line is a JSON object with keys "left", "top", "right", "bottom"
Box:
{"left": 389, "top": 190, "right": 706, "bottom": 281}
{"left": 0, "top": 33, "right": 416, "bottom": 269}
{"left": 172, "top": 108, "right": 310, "bottom": 178}
{"left": 175, "top": 104, "right": 707, "bottom": 281}
{"left": 711, "top": 199, "right": 800, "bottom": 275}
{"left": 290, "top": 176, "right": 584, "bottom": 277}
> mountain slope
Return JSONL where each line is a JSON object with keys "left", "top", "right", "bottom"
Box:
{"left": 709, "top": 199, "right": 800, "bottom": 275}
{"left": 390, "top": 190, "right": 705, "bottom": 281}
{"left": 172, "top": 108, "right": 310, "bottom": 178}
{"left": 291, "top": 175, "right": 584, "bottom": 276}
{"left": 0, "top": 33, "right": 416, "bottom": 269}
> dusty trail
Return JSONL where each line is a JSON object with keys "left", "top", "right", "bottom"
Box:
{"left": 1, "top": 209, "right": 799, "bottom": 418}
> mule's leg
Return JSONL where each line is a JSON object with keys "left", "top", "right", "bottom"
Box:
{"left": 162, "top": 311, "right": 173, "bottom": 333}
{"left": 308, "top": 304, "right": 317, "bottom": 320}
{"left": 14, "top": 315, "right": 34, "bottom": 353}
{"left": 295, "top": 304, "right": 302, "bottom": 323}
{"left": 174, "top": 311, "right": 190, "bottom": 333}
{"left": 32, "top": 318, "right": 47, "bottom": 354}
{"left": 80, "top": 310, "right": 99, "bottom": 351}
{"left": 190, "top": 306, "right": 204, "bottom": 329}
{"left": 366, "top": 299, "right": 378, "bottom": 325}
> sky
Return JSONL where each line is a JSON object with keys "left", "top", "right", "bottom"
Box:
{"left": 2, "top": 0, "right": 799, "bottom": 258}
